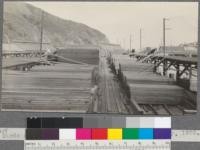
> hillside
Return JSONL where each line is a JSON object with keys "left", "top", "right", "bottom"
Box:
{"left": 3, "top": 2, "right": 109, "bottom": 48}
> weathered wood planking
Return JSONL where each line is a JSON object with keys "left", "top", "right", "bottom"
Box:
{"left": 57, "top": 48, "right": 99, "bottom": 65}
{"left": 93, "top": 49, "right": 129, "bottom": 114}
{"left": 112, "top": 53, "right": 196, "bottom": 114}
{"left": 2, "top": 57, "right": 40, "bottom": 68}
{"left": 2, "top": 63, "right": 94, "bottom": 112}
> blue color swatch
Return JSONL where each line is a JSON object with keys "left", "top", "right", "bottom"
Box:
{"left": 139, "top": 128, "right": 153, "bottom": 139}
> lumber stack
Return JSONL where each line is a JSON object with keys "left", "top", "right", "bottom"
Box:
{"left": 112, "top": 53, "right": 193, "bottom": 105}
{"left": 2, "top": 63, "right": 94, "bottom": 112}
{"left": 57, "top": 47, "right": 99, "bottom": 65}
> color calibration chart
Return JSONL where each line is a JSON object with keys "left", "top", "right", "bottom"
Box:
{"left": 0, "top": 117, "right": 200, "bottom": 150}
{"left": 25, "top": 117, "right": 171, "bottom": 150}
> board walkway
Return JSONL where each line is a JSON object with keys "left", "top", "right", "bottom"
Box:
{"left": 93, "top": 50, "right": 129, "bottom": 114}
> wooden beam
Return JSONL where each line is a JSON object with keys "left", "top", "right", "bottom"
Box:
{"left": 153, "top": 59, "right": 157, "bottom": 72}
{"left": 176, "top": 64, "right": 180, "bottom": 81}
{"left": 163, "top": 60, "right": 167, "bottom": 76}
{"left": 155, "top": 58, "right": 165, "bottom": 68}
{"left": 163, "top": 104, "right": 173, "bottom": 115}
{"left": 179, "top": 65, "right": 189, "bottom": 77}
{"left": 165, "top": 61, "right": 176, "bottom": 71}
{"left": 176, "top": 105, "right": 184, "bottom": 114}
{"left": 149, "top": 104, "right": 158, "bottom": 115}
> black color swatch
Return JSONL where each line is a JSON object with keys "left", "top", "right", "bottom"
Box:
{"left": 27, "top": 118, "right": 41, "bottom": 128}
{"left": 27, "top": 117, "right": 83, "bottom": 128}
{"left": 26, "top": 129, "right": 42, "bottom": 140}
{"left": 41, "top": 118, "right": 59, "bottom": 128}
{"left": 62, "top": 117, "right": 83, "bottom": 128}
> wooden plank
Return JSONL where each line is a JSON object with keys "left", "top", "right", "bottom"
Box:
{"left": 2, "top": 62, "right": 94, "bottom": 112}
{"left": 2, "top": 57, "right": 40, "bottom": 68}
{"left": 113, "top": 53, "right": 196, "bottom": 109}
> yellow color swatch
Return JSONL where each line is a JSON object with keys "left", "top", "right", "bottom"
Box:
{"left": 108, "top": 128, "right": 122, "bottom": 140}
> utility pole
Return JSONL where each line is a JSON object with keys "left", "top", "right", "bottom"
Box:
{"left": 163, "top": 18, "right": 170, "bottom": 76}
{"left": 130, "top": 34, "right": 132, "bottom": 52}
{"left": 39, "top": 11, "right": 44, "bottom": 61}
{"left": 140, "top": 28, "right": 142, "bottom": 51}
{"left": 163, "top": 18, "right": 166, "bottom": 58}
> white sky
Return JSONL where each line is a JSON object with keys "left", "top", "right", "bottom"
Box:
{"left": 27, "top": 2, "right": 198, "bottom": 50}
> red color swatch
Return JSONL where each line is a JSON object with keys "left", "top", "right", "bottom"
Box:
{"left": 92, "top": 128, "right": 107, "bottom": 139}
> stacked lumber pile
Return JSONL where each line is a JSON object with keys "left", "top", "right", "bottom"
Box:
{"left": 112, "top": 54, "right": 195, "bottom": 109}
{"left": 2, "top": 63, "right": 94, "bottom": 112}
{"left": 57, "top": 47, "right": 99, "bottom": 65}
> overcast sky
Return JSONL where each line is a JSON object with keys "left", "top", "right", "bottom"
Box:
{"left": 28, "top": 2, "right": 198, "bottom": 50}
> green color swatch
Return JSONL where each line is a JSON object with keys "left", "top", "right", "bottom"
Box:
{"left": 123, "top": 128, "right": 139, "bottom": 139}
